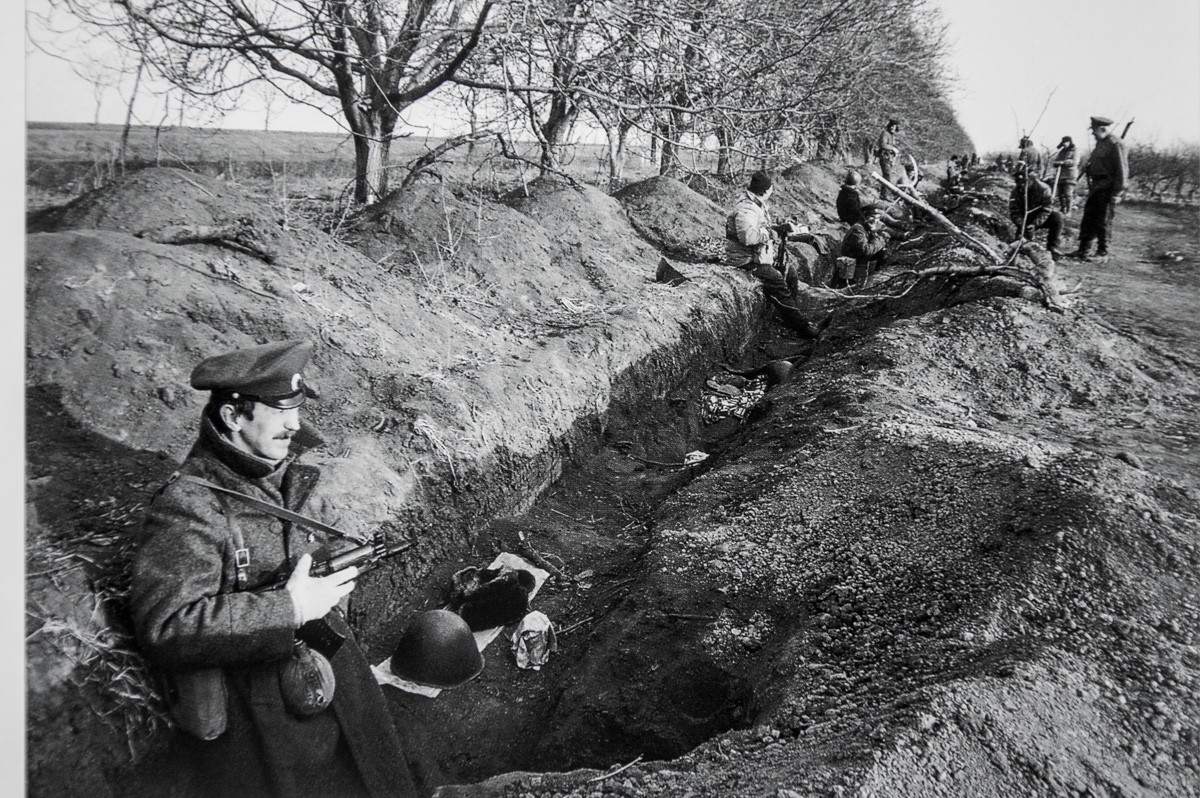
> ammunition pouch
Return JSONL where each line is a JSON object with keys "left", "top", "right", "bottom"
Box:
{"left": 164, "top": 667, "right": 228, "bottom": 741}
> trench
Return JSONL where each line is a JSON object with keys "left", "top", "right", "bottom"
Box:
{"left": 366, "top": 296, "right": 835, "bottom": 789}
{"left": 363, "top": 242, "right": 1055, "bottom": 791}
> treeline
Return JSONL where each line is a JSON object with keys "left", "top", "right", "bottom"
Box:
{"left": 453, "top": 0, "right": 973, "bottom": 183}
{"left": 46, "top": 0, "right": 972, "bottom": 203}
{"left": 1127, "top": 143, "right": 1200, "bottom": 203}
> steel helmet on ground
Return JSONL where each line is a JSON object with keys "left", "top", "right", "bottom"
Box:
{"left": 390, "top": 610, "right": 484, "bottom": 689}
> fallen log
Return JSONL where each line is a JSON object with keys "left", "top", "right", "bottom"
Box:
{"left": 871, "top": 173, "right": 1002, "bottom": 265}
{"left": 137, "top": 218, "right": 280, "bottom": 263}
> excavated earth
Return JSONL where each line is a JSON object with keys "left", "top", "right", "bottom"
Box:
{"left": 24, "top": 163, "right": 1200, "bottom": 798}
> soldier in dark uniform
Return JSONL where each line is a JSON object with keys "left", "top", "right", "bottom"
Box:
{"left": 1068, "top": 116, "right": 1129, "bottom": 263}
{"left": 1009, "top": 162, "right": 1064, "bottom": 259}
{"left": 130, "top": 340, "right": 419, "bottom": 798}
{"left": 838, "top": 203, "right": 892, "bottom": 289}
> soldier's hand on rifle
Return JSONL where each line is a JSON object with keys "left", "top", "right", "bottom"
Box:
{"left": 772, "top": 222, "right": 795, "bottom": 238}
{"left": 286, "top": 553, "right": 359, "bottom": 625}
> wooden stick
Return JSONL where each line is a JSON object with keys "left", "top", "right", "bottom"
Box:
{"left": 587, "top": 755, "right": 643, "bottom": 784}
{"left": 871, "top": 173, "right": 1002, "bottom": 265}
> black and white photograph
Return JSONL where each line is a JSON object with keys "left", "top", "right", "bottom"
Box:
{"left": 16, "top": 0, "right": 1200, "bottom": 795}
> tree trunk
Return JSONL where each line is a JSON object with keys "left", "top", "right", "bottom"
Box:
{"left": 120, "top": 58, "right": 145, "bottom": 174}
{"left": 539, "top": 94, "right": 578, "bottom": 172}
{"left": 716, "top": 126, "right": 733, "bottom": 178}
{"left": 601, "top": 119, "right": 633, "bottom": 187}
{"left": 350, "top": 108, "right": 397, "bottom": 205}
{"left": 660, "top": 118, "right": 681, "bottom": 177}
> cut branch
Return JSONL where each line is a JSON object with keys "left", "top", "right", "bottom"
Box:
{"left": 872, "top": 173, "right": 1002, "bottom": 265}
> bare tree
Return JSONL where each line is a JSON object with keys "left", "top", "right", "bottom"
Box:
{"left": 50, "top": 0, "right": 497, "bottom": 204}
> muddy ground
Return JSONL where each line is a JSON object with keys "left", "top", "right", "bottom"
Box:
{"left": 24, "top": 163, "right": 1200, "bottom": 798}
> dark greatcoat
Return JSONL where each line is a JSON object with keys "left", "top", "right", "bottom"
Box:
{"left": 131, "top": 415, "right": 418, "bottom": 798}
{"left": 836, "top": 185, "right": 865, "bottom": 225}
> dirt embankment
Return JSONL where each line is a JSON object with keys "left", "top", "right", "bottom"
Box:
{"left": 25, "top": 167, "right": 774, "bottom": 796}
{"left": 26, "top": 163, "right": 1200, "bottom": 798}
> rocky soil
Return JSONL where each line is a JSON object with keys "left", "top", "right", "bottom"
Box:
{"left": 24, "top": 161, "right": 1200, "bottom": 798}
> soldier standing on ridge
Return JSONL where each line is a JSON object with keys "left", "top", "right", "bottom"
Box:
{"left": 875, "top": 119, "right": 902, "bottom": 200}
{"left": 1050, "top": 136, "right": 1079, "bottom": 214}
{"left": 1068, "top": 116, "right": 1129, "bottom": 263}
{"left": 1018, "top": 136, "right": 1044, "bottom": 176}
{"left": 130, "top": 339, "right": 420, "bottom": 798}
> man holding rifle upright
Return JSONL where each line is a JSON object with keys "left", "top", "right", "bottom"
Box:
{"left": 131, "top": 339, "right": 419, "bottom": 797}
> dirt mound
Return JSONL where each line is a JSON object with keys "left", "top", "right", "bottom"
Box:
{"left": 26, "top": 167, "right": 291, "bottom": 259}
{"left": 443, "top": 290, "right": 1200, "bottom": 798}
{"left": 502, "top": 177, "right": 660, "bottom": 293}
{"left": 346, "top": 182, "right": 604, "bottom": 315}
{"left": 612, "top": 176, "right": 726, "bottom": 262}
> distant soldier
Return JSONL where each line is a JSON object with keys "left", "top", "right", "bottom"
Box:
{"left": 838, "top": 203, "right": 892, "bottom": 289}
{"left": 1050, "top": 136, "right": 1079, "bottom": 214}
{"left": 945, "top": 156, "right": 964, "bottom": 191}
{"left": 1009, "top": 162, "right": 1064, "bottom": 259}
{"left": 875, "top": 119, "right": 902, "bottom": 199}
{"left": 1069, "top": 116, "right": 1129, "bottom": 263}
{"left": 1018, "top": 136, "right": 1043, "bottom": 176}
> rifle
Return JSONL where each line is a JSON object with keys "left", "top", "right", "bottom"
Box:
{"left": 260, "top": 535, "right": 413, "bottom": 656}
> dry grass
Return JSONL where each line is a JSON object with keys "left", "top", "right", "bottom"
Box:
{"left": 28, "top": 592, "right": 170, "bottom": 762}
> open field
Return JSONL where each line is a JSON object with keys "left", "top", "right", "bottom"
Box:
{"left": 25, "top": 122, "right": 666, "bottom": 212}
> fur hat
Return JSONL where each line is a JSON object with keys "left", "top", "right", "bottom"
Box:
{"left": 748, "top": 170, "right": 773, "bottom": 196}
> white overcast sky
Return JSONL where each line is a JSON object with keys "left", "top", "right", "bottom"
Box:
{"left": 20, "top": 0, "right": 1200, "bottom": 153}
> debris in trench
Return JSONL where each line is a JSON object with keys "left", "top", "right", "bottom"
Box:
{"left": 448, "top": 564, "right": 537, "bottom": 631}
{"left": 372, "top": 553, "right": 550, "bottom": 697}
{"left": 701, "top": 373, "right": 768, "bottom": 425}
{"left": 136, "top": 217, "right": 281, "bottom": 262}
{"left": 512, "top": 611, "right": 558, "bottom": 670}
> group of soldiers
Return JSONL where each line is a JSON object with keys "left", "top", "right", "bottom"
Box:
{"left": 724, "top": 118, "right": 914, "bottom": 301}
{"left": 722, "top": 113, "right": 1132, "bottom": 331}
{"left": 1005, "top": 116, "right": 1130, "bottom": 262}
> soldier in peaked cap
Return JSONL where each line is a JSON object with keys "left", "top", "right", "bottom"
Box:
{"left": 1068, "top": 116, "right": 1129, "bottom": 263}
{"left": 130, "top": 339, "right": 419, "bottom": 798}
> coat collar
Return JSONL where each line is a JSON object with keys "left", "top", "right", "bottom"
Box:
{"left": 189, "top": 414, "right": 322, "bottom": 510}
{"left": 194, "top": 412, "right": 289, "bottom": 481}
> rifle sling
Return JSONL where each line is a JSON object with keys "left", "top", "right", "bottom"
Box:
{"left": 177, "top": 474, "right": 368, "bottom": 544}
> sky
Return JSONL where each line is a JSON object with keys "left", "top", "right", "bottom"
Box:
{"left": 932, "top": 0, "right": 1200, "bottom": 154}
{"left": 20, "top": 0, "right": 1200, "bottom": 153}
